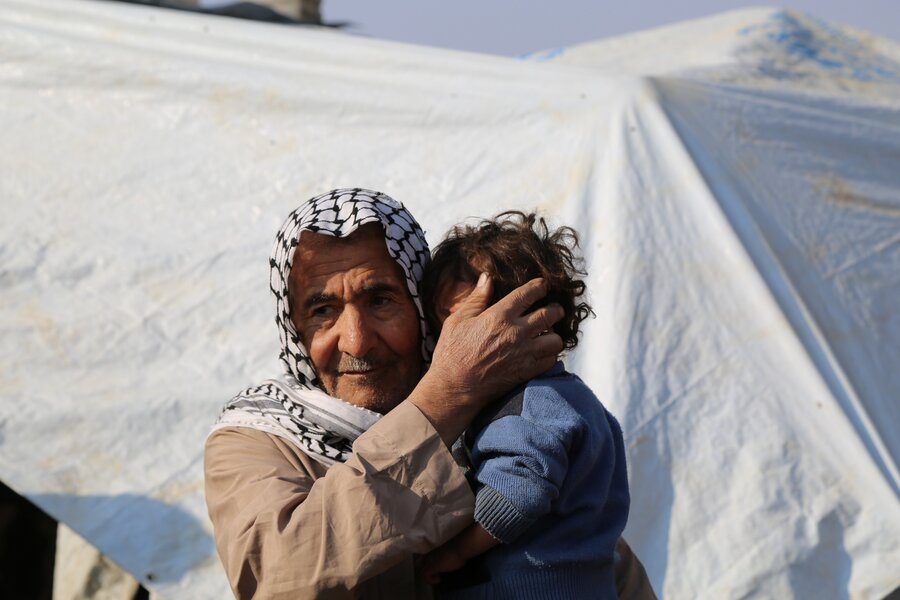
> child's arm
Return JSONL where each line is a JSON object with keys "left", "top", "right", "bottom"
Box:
{"left": 420, "top": 522, "right": 499, "bottom": 584}
{"left": 421, "top": 383, "right": 582, "bottom": 583}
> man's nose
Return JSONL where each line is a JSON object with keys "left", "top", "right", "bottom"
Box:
{"left": 335, "top": 305, "right": 377, "bottom": 358}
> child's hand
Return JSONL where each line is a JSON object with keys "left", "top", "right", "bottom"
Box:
{"left": 420, "top": 542, "right": 467, "bottom": 585}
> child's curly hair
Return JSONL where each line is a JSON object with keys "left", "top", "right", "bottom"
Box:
{"left": 423, "top": 211, "right": 594, "bottom": 350}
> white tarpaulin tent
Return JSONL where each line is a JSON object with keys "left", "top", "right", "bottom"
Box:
{"left": 1, "top": 0, "right": 898, "bottom": 598}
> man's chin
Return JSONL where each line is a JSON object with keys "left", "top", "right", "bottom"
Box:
{"left": 332, "top": 380, "right": 406, "bottom": 415}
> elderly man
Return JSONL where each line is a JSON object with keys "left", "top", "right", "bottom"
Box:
{"left": 205, "top": 189, "right": 653, "bottom": 599}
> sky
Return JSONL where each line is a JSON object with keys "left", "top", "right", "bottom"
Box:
{"left": 323, "top": 0, "right": 900, "bottom": 56}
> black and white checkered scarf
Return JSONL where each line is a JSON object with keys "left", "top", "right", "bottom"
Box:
{"left": 213, "top": 189, "right": 433, "bottom": 465}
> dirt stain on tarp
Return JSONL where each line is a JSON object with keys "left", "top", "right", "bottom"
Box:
{"left": 811, "top": 173, "right": 900, "bottom": 217}
{"left": 17, "top": 305, "right": 67, "bottom": 361}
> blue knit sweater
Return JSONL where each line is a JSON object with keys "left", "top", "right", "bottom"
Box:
{"left": 440, "top": 362, "right": 629, "bottom": 599}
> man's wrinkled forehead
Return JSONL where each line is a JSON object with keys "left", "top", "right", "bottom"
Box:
{"left": 287, "top": 223, "right": 390, "bottom": 301}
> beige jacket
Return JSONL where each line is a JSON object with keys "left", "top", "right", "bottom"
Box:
{"left": 205, "top": 401, "right": 657, "bottom": 599}
{"left": 205, "top": 401, "right": 473, "bottom": 599}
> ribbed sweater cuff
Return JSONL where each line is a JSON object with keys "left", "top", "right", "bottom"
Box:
{"left": 473, "top": 485, "right": 535, "bottom": 543}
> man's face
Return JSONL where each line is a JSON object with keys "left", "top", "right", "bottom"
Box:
{"left": 289, "top": 224, "right": 423, "bottom": 414}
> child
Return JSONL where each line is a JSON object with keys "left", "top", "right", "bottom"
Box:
{"left": 419, "top": 211, "right": 629, "bottom": 599}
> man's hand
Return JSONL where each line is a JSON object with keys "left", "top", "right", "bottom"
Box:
{"left": 420, "top": 540, "right": 467, "bottom": 585}
{"left": 409, "top": 274, "right": 564, "bottom": 446}
{"left": 420, "top": 523, "right": 500, "bottom": 585}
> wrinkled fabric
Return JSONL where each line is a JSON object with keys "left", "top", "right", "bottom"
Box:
{"left": 205, "top": 402, "right": 475, "bottom": 599}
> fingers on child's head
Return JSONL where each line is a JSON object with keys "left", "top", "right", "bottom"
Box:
{"left": 424, "top": 210, "right": 594, "bottom": 348}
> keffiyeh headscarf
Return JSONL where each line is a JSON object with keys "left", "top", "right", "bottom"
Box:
{"left": 212, "top": 189, "right": 434, "bottom": 465}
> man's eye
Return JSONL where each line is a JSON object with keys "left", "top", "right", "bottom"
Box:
{"left": 311, "top": 305, "right": 335, "bottom": 317}
{"left": 371, "top": 295, "right": 392, "bottom": 307}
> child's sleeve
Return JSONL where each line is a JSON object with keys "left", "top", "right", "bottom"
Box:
{"left": 469, "top": 386, "right": 577, "bottom": 544}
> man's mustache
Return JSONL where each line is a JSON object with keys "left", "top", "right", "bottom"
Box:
{"left": 337, "top": 355, "right": 380, "bottom": 374}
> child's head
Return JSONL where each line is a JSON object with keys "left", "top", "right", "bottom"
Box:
{"left": 423, "top": 211, "right": 593, "bottom": 351}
